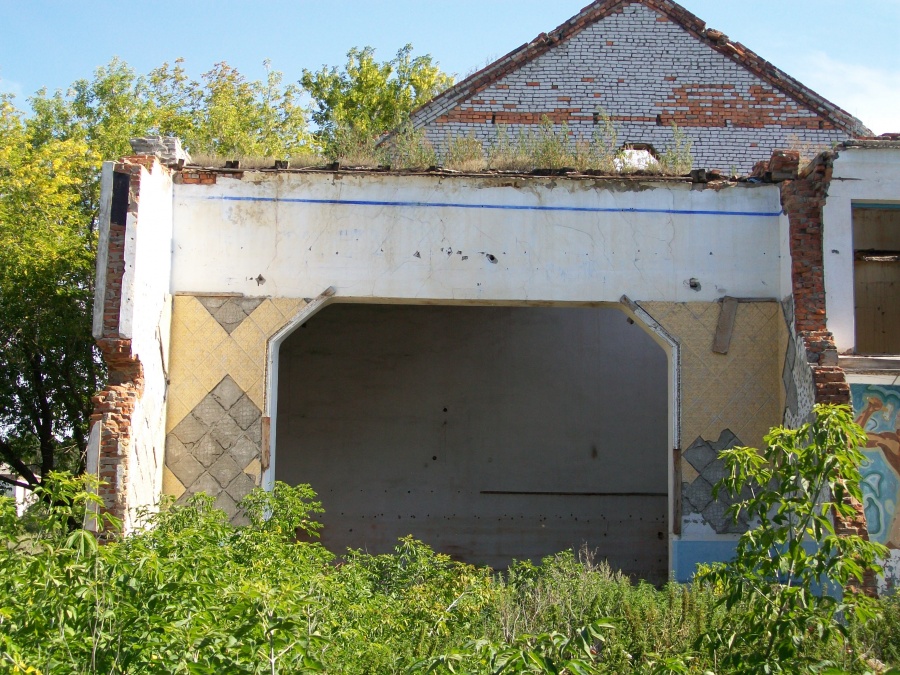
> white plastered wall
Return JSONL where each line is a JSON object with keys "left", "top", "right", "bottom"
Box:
{"left": 121, "top": 164, "right": 174, "bottom": 529}
{"left": 171, "top": 172, "right": 783, "bottom": 303}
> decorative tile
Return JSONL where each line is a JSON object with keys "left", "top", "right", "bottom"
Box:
{"left": 680, "top": 429, "right": 747, "bottom": 534}
{"left": 230, "top": 395, "right": 261, "bottom": 430}
{"left": 171, "top": 414, "right": 208, "bottom": 445}
{"left": 198, "top": 296, "right": 264, "bottom": 334}
{"left": 165, "top": 373, "right": 266, "bottom": 505}
{"left": 210, "top": 416, "right": 243, "bottom": 451}
{"left": 208, "top": 453, "right": 243, "bottom": 488}
{"left": 167, "top": 444, "right": 205, "bottom": 486}
{"left": 243, "top": 458, "right": 262, "bottom": 484}
{"left": 185, "top": 472, "right": 221, "bottom": 498}
{"left": 162, "top": 466, "right": 186, "bottom": 500}
{"left": 192, "top": 396, "right": 226, "bottom": 427}
{"left": 211, "top": 375, "right": 244, "bottom": 411}
{"left": 681, "top": 461, "right": 699, "bottom": 484}
{"left": 213, "top": 490, "right": 238, "bottom": 519}
{"left": 226, "top": 472, "right": 256, "bottom": 503}
{"left": 232, "top": 436, "right": 261, "bottom": 469}
{"left": 644, "top": 301, "right": 783, "bottom": 450}
{"left": 684, "top": 438, "right": 717, "bottom": 472}
{"left": 193, "top": 435, "right": 226, "bottom": 469}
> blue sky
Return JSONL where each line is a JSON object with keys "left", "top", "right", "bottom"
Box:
{"left": 1, "top": 1, "right": 898, "bottom": 134}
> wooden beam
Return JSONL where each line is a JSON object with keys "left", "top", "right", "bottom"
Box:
{"left": 712, "top": 296, "right": 739, "bottom": 354}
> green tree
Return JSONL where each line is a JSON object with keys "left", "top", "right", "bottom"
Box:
{"left": 301, "top": 44, "right": 453, "bottom": 155}
{"left": 0, "top": 96, "right": 99, "bottom": 489}
{"left": 699, "top": 404, "right": 889, "bottom": 673}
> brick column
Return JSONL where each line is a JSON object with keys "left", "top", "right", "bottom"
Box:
{"left": 781, "top": 151, "right": 876, "bottom": 595}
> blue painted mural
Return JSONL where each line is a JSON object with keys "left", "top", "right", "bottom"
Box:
{"left": 851, "top": 383, "right": 900, "bottom": 548}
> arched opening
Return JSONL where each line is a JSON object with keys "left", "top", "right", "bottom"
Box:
{"left": 273, "top": 302, "right": 670, "bottom": 581}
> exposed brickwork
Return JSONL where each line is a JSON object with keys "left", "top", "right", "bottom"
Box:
{"left": 779, "top": 149, "right": 876, "bottom": 594}
{"left": 411, "top": 0, "right": 867, "bottom": 172}
{"left": 781, "top": 152, "right": 834, "bottom": 334}
{"left": 90, "top": 340, "right": 144, "bottom": 527}
{"left": 175, "top": 170, "right": 219, "bottom": 185}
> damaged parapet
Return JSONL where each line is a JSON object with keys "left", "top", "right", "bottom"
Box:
{"left": 129, "top": 136, "right": 192, "bottom": 169}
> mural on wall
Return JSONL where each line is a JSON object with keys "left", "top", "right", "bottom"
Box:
{"left": 851, "top": 383, "right": 900, "bottom": 548}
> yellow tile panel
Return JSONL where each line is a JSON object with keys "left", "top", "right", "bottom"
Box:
{"left": 681, "top": 461, "right": 700, "bottom": 484}
{"left": 232, "top": 319, "right": 269, "bottom": 363}
{"left": 644, "top": 301, "right": 783, "bottom": 450}
{"left": 162, "top": 466, "right": 186, "bottom": 499}
{"left": 244, "top": 458, "right": 262, "bottom": 485}
{"left": 271, "top": 297, "right": 305, "bottom": 322}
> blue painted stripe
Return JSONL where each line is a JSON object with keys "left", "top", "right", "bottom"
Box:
{"left": 853, "top": 202, "right": 900, "bottom": 211}
{"left": 185, "top": 194, "right": 781, "bottom": 218}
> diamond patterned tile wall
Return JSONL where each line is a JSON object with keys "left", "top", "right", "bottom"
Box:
{"left": 162, "top": 295, "right": 306, "bottom": 508}
{"left": 681, "top": 430, "right": 752, "bottom": 534}
{"left": 640, "top": 301, "right": 786, "bottom": 456}
{"left": 165, "top": 375, "right": 262, "bottom": 522}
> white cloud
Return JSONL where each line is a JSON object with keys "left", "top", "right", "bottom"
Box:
{"left": 794, "top": 52, "right": 900, "bottom": 135}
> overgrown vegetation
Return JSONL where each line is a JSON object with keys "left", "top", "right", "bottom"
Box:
{"left": 2, "top": 407, "right": 898, "bottom": 673}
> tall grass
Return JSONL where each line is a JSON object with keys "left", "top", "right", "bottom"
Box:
{"left": 2, "top": 476, "right": 896, "bottom": 673}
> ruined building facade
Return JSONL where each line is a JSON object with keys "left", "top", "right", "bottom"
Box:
{"left": 86, "top": 135, "right": 900, "bottom": 590}
{"left": 85, "top": 0, "right": 899, "bottom": 590}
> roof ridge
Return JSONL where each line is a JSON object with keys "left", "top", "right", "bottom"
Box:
{"left": 410, "top": 0, "right": 870, "bottom": 136}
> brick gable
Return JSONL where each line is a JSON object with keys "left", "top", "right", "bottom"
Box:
{"left": 411, "top": 0, "right": 870, "bottom": 172}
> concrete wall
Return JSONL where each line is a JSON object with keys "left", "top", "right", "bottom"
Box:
{"left": 171, "top": 171, "right": 784, "bottom": 303}
{"left": 411, "top": 2, "right": 852, "bottom": 173}
{"left": 275, "top": 303, "right": 668, "bottom": 579}
{"left": 824, "top": 147, "right": 900, "bottom": 354}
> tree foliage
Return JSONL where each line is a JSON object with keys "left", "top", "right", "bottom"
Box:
{"left": 301, "top": 44, "right": 453, "bottom": 154}
{"left": 699, "top": 404, "right": 891, "bottom": 673}
{"left": 0, "top": 96, "right": 99, "bottom": 487}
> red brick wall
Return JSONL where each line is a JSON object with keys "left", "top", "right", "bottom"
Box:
{"left": 780, "top": 151, "right": 875, "bottom": 594}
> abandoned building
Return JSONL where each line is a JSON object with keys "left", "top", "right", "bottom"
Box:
{"left": 409, "top": 0, "right": 870, "bottom": 174}
{"left": 85, "top": 133, "right": 900, "bottom": 589}
{"left": 85, "top": 0, "right": 898, "bottom": 589}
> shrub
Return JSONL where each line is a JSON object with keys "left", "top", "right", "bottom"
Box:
{"left": 2, "top": 410, "right": 898, "bottom": 674}
{"left": 442, "top": 132, "right": 486, "bottom": 172}
{"left": 388, "top": 121, "right": 438, "bottom": 169}
{"left": 699, "top": 404, "right": 890, "bottom": 674}
{"left": 658, "top": 123, "right": 694, "bottom": 175}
